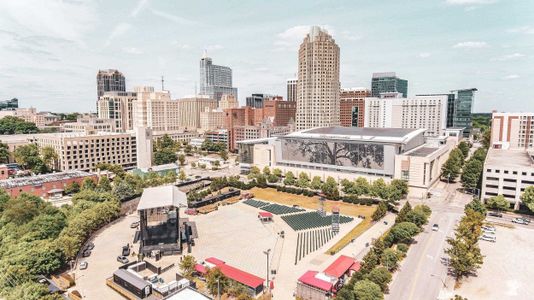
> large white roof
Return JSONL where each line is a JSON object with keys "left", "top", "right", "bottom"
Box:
{"left": 285, "top": 127, "right": 426, "bottom": 144}
{"left": 137, "top": 185, "right": 188, "bottom": 210}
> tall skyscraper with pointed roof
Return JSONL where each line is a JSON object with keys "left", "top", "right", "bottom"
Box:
{"left": 296, "top": 26, "right": 340, "bottom": 130}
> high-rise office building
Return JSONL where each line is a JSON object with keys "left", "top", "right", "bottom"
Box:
{"left": 199, "top": 54, "right": 237, "bottom": 102}
{"left": 287, "top": 78, "right": 297, "bottom": 102}
{"left": 96, "top": 69, "right": 126, "bottom": 100}
{"left": 97, "top": 91, "right": 137, "bottom": 132}
{"left": 490, "top": 112, "right": 534, "bottom": 150}
{"left": 339, "top": 88, "right": 370, "bottom": 127}
{"left": 0, "top": 98, "right": 18, "bottom": 111}
{"left": 450, "top": 89, "right": 477, "bottom": 137}
{"left": 371, "top": 72, "right": 408, "bottom": 98}
{"left": 364, "top": 95, "right": 448, "bottom": 137}
{"left": 296, "top": 26, "right": 340, "bottom": 130}
{"left": 419, "top": 88, "right": 477, "bottom": 137}
{"left": 177, "top": 96, "right": 218, "bottom": 130}
{"left": 246, "top": 93, "right": 274, "bottom": 109}
{"left": 133, "top": 86, "right": 181, "bottom": 132}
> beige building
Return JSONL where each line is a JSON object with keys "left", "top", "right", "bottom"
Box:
{"left": 34, "top": 132, "right": 137, "bottom": 172}
{"left": 364, "top": 95, "right": 448, "bottom": 137}
{"left": 0, "top": 108, "right": 59, "bottom": 128}
{"left": 152, "top": 130, "right": 200, "bottom": 144}
{"left": 219, "top": 94, "right": 239, "bottom": 110}
{"left": 177, "top": 96, "right": 218, "bottom": 130}
{"left": 199, "top": 108, "right": 225, "bottom": 131}
{"left": 97, "top": 91, "right": 137, "bottom": 132}
{"left": 239, "top": 127, "right": 454, "bottom": 197}
{"left": 133, "top": 86, "right": 181, "bottom": 132}
{"left": 490, "top": 112, "right": 534, "bottom": 150}
{"left": 296, "top": 26, "right": 340, "bottom": 130}
{"left": 61, "top": 115, "right": 116, "bottom": 133}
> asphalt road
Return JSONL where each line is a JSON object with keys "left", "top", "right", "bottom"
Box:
{"left": 387, "top": 203, "right": 463, "bottom": 300}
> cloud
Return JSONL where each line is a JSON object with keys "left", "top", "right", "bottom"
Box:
{"left": 0, "top": 0, "right": 97, "bottom": 45}
{"left": 445, "top": 0, "right": 496, "bottom": 5}
{"left": 491, "top": 53, "right": 525, "bottom": 61}
{"left": 104, "top": 23, "right": 131, "bottom": 47}
{"left": 206, "top": 44, "right": 223, "bottom": 50}
{"left": 502, "top": 74, "right": 520, "bottom": 80}
{"left": 419, "top": 52, "right": 431, "bottom": 58}
{"left": 453, "top": 41, "right": 488, "bottom": 49}
{"left": 171, "top": 41, "right": 191, "bottom": 49}
{"left": 150, "top": 9, "right": 197, "bottom": 25}
{"left": 122, "top": 47, "right": 143, "bottom": 54}
{"left": 131, "top": 0, "right": 151, "bottom": 17}
{"left": 274, "top": 25, "right": 334, "bottom": 51}
{"left": 340, "top": 30, "right": 362, "bottom": 41}
{"left": 508, "top": 26, "right": 534, "bottom": 34}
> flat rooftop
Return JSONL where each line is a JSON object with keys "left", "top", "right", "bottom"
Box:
{"left": 0, "top": 170, "right": 92, "bottom": 189}
{"left": 485, "top": 149, "right": 534, "bottom": 169}
{"left": 406, "top": 147, "right": 441, "bottom": 157}
{"left": 137, "top": 185, "right": 188, "bottom": 210}
{"left": 286, "top": 127, "right": 425, "bottom": 144}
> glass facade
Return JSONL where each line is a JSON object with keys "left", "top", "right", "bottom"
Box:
{"left": 371, "top": 75, "right": 408, "bottom": 98}
{"left": 200, "top": 57, "right": 237, "bottom": 102}
{"left": 0, "top": 98, "right": 18, "bottom": 111}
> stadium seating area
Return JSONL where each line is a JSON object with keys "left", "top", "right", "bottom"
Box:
{"left": 260, "top": 203, "right": 305, "bottom": 215}
{"left": 295, "top": 228, "right": 336, "bottom": 264}
{"left": 282, "top": 212, "right": 353, "bottom": 231}
{"left": 242, "top": 199, "right": 269, "bottom": 208}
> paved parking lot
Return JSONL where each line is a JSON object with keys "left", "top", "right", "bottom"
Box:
{"left": 71, "top": 214, "right": 139, "bottom": 300}
{"left": 454, "top": 224, "right": 534, "bottom": 299}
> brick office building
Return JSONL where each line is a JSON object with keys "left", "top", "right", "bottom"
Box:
{"left": 339, "top": 88, "right": 370, "bottom": 127}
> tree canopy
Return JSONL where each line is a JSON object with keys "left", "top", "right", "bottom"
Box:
{"left": 0, "top": 116, "right": 38, "bottom": 134}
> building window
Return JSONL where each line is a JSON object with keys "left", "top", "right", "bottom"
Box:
{"left": 401, "top": 170, "right": 409, "bottom": 180}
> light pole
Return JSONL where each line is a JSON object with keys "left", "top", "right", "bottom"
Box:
{"left": 263, "top": 249, "right": 271, "bottom": 294}
{"left": 217, "top": 278, "right": 220, "bottom": 300}
{"left": 430, "top": 274, "right": 447, "bottom": 288}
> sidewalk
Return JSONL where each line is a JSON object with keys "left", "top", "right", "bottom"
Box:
{"left": 335, "top": 213, "right": 396, "bottom": 260}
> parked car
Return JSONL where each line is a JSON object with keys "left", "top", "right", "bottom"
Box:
{"left": 432, "top": 224, "right": 439, "bottom": 231}
{"left": 130, "top": 221, "right": 140, "bottom": 229}
{"left": 482, "top": 226, "right": 496, "bottom": 232}
{"left": 117, "top": 256, "right": 129, "bottom": 264}
{"left": 487, "top": 212, "right": 503, "bottom": 218}
{"left": 84, "top": 242, "right": 94, "bottom": 251}
{"left": 480, "top": 235, "right": 496, "bottom": 243}
{"left": 79, "top": 261, "right": 88, "bottom": 270}
{"left": 512, "top": 218, "right": 529, "bottom": 225}
{"left": 517, "top": 217, "right": 530, "bottom": 224}
{"left": 122, "top": 245, "right": 130, "bottom": 256}
{"left": 82, "top": 250, "right": 91, "bottom": 257}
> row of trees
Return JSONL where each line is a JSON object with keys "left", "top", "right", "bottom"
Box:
{"left": 335, "top": 202, "right": 431, "bottom": 300}
{"left": 0, "top": 183, "right": 121, "bottom": 299}
{"left": 0, "top": 116, "right": 39, "bottom": 135}
{"left": 445, "top": 199, "right": 485, "bottom": 282}
{"left": 247, "top": 166, "right": 408, "bottom": 205}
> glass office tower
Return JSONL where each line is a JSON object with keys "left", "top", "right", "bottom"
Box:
{"left": 371, "top": 72, "right": 408, "bottom": 98}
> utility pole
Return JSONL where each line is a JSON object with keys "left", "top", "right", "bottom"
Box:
{"left": 263, "top": 249, "right": 271, "bottom": 295}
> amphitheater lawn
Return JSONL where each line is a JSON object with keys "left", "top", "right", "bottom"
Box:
{"left": 249, "top": 187, "right": 377, "bottom": 254}
{"left": 249, "top": 187, "right": 376, "bottom": 217}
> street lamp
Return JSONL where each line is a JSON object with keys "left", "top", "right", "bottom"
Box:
{"left": 430, "top": 274, "right": 447, "bottom": 288}
{"left": 263, "top": 249, "right": 271, "bottom": 295}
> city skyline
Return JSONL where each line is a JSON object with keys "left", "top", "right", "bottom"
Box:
{"left": 0, "top": 0, "right": 533, "bottom": 113}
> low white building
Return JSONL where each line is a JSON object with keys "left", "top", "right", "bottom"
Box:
{"left": 481, "top": 148, "right": 534, "bottom": 209}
